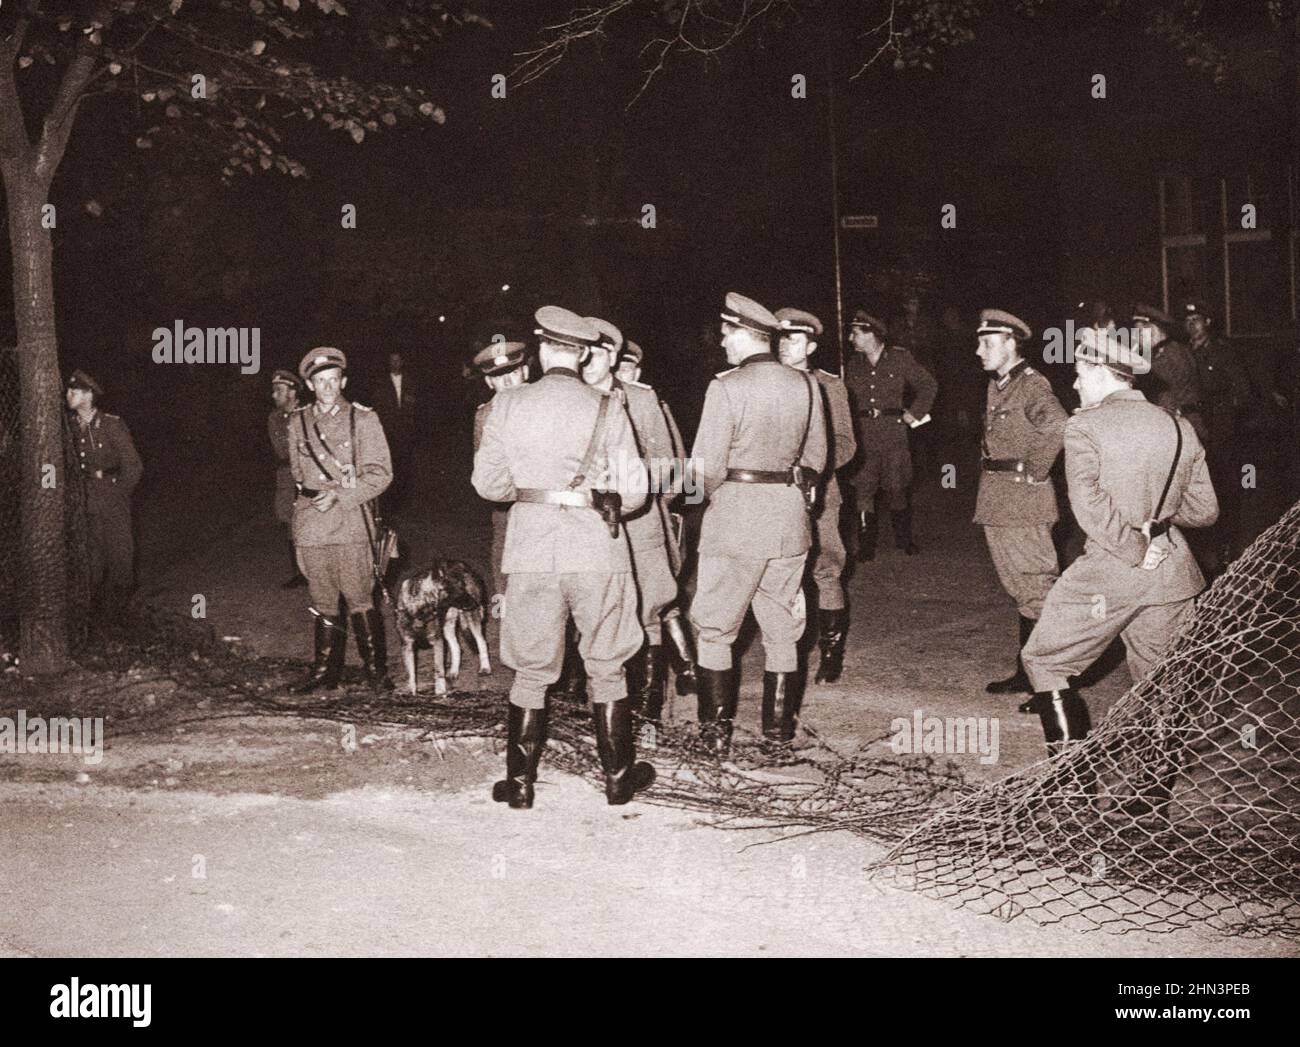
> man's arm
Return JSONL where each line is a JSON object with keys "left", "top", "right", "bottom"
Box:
{"left": 471, "top": 398, "right": 517, "bottom": 503}
{"left": 1064, "top": 421, "right": 1147, "bottom": 566}
{"left": 1170, "top": 439, "right": 1220, "bottom": 530}
{"left": 903, "top": 352, "right": 938, "bottom": 419}
{"left": 689, "top": 380, "right": 733, "bottom": 499}
{"left": 113, "top": 418, "right": 144, "bottom": 494}
{"left": 801, "top": 376, "right": 828, "bottom": 474}
{"left": 1023, "top": 380, "right": 1067, "bottom": 480}
{"left": 827, "top": 381, "right": 856, "bottom": 468}
{"left": 602, "top": 401, "right": 648, "bottom": 512}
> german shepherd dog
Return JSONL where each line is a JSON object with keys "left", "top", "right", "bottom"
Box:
{"left": 394, "top": 561, "right": 491, "bottom": 696}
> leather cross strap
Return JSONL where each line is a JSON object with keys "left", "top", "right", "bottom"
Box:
{"left": 1148, "top": 410, "right": 1184, "bottom": 539}
{"left": 791, "top": 373, "right": 815, "bottom": 475}
{"left": 569, "top": 393, "right": 612, "bottom": 491}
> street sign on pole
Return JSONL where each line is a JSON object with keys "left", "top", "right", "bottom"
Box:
{"left": 841, "top": 214, "right": 879, "bottom": 230}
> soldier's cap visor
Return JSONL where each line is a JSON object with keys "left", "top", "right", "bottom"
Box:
{"left": 719, "top": 311, "right": 776, "bottom": 335}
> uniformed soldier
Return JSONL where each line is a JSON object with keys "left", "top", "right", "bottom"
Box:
{"left": 972, "top": 310, "right": 1068, "bottom": 696}
{"left": 690, "top": 293, "right": 828, "bottom": 750}
{"left": 472, "top": 306, "right": 654, "bottom": 808}
{"left": 613, "top": 337, "right": 699, "bottom": 699}
{"left": 288, "top": 347, "right": 394, "bottom": 693}
{"left": 581, "top": 317, "right": 688, "bottom": 728}
{"left": 1132, "top": 304, "right": 1204, "bottom": 442}
{"left": 269, "top": 369, "right": 307, "bottom": 588}
{"left": 843, "top": 310, "right": 937, "bottom": 559}
{"left": 471, "top": 341, "right": 530, "bottom": 619}
{"left": 66, "top": 370, "right": 143, "bottom": 615}
{"left": 1021, "top": 329, "right": 1218, "bottom": 751}
{"left": 775, "top": 307, "right": 857, "bottom": 685}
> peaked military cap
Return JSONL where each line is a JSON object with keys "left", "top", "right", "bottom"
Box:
{"left": 620, "top": 340, "right": 643, "bottom": 366}
{"left": 299, "top": 347, "right": 348, "bottom": 380}
{"left": 1075, "top": 327, "right": 1150, "bottom": 377}
{"left": 271, "top": 368, "right": 300, "bottom": 388}
{"left": 584, "top": 316, "right": 624, "bottom": 352}
{"left": 1131, "top": 303, "right": 1176, "bottom": 332}
{"left": 1182, "top": 299, "right": 1213, "bottom": 322}
{"left": 775, "top": 307, "right": 823, "bottom": 337}
{"left": 67, "top": 369, "right": 103, "bottom": 397}
{"left": 473, "top": 341, "right": 527, "bottom": 377}
{"left": 848, "top": 309, "right": 887, "bottom": 336}
{"left": 534, "top": 306, "right": 601, "bottom": 349}
{"left": 976, "top": 309, "right": 1032, "bottom": 340}
{"left": 720, "top": 292, "right": 779, "bottom": 335}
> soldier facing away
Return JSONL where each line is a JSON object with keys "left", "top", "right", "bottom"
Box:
{"left": 66, "top": 370, "right": 144, "bottom": 620}
{"left": 269, "top": 369, "right": 307, "bottom": 588}
{"left": 972, "top": 310, "right": 1067, "bottom": 697}
{"left": 689, "top": 293, "right": 828, "bottom": 750}
{"left": 775, "top": 307, "right": 857, "bottom": 686}
{"left": 472, "top": 306, "right": 654, "bottom": 808}
{"left": 287, "top": 347, "right": 394, "bottom": 694}
{"left": 1021, "top": 330, "right": 1218, "bottom": 752}
{"left": 842, "top": 310, "right": 937, "bottom": 560}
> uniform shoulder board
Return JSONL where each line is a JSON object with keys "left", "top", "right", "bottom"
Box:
{"left": 715, "top": 366, "right": 738, "bottom": 378}
{"left": 291, "top": 405, "right": 310, "bottom": 414}
{"left": 353, "top": 402, "right": 374, "bottom": 412}
{"left": 101, "top": 412, "right": 121, "bottom": 420}
{"left": 476, "top": 401, "right": 490, "bottom": 412}
{"left": 625, "top": 378, "right": 652, "bottom": 390}
{"left": 815, "top": 368, "right": 840, "bottom": 380}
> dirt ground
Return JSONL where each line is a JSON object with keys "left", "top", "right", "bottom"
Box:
{"left": 1, "top": 441, "right": 1295, "bottom": 958}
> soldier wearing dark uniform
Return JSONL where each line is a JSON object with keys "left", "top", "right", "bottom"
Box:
{"left": 269, "top": 369, "right": 306, "bottom": 588}
{"left": 66, "top": 370, "right": 143, "bottom": 614}
{"left": 471, "top": 341, "right": 529, "bottom": 620}
{"left": 775, "top": 307, "right": 856, "bottom": 685}
{"left": 287, "top": 347, "right": 394, "bottom": 693}
{"left": 1132, "top": 304, "right": 1204, "bottom": 442}
{"left": 689, "top": 293, "right": 828, "bottom": 749}
{"left": 972, "top": 310, "right": 1068, "bottom": 696}
{"left": 843, "top": 310, "right": 937, "bottom": 560}
{"left": 472, "top": 306, "right": 654, "bottom": 808}
{"left": 613, "top": 337, "right": 699, "bottom": 700}
{"left": 1021, "top": 330, "right": 1218, "bottom": 751}
{"left": 582, "top": 318, "right": 691, "bottom": 726}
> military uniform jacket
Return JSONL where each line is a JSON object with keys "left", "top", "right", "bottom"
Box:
{"left": 843, "top": 345, "right": 937, "bottom": 452}
{"left": 612, "top": 378, "right": 676, "bottom": 552}
{"left": 1063, "top": 389, "right": 1218, "bottom": 605}
{"left": 812, "top": 367, "right": 855, "bottom": 507}
{"left": 74, "top": 409, "right": 143, "bottom": 509}
{"left": 692, "top": 353, "right": 828, "bottom": 559}
{"left": 472, "top": 369, "right": 647, "bottom": 573}
{"left": 268, "top": 407, "right": 295, "bottom": 524}
{"left": 1191, "top": 335, "right": 1250, "bottom": 443}
{"left": 973, "top": 361, "right": 1067, "bottom": 527}
{"left": 288, "top": 400, "right": 392, "bottom": 547}
{"left": 1148, "top": 339, "right": 1201, "bottom": 414}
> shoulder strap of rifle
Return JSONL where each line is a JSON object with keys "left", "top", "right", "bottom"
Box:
{"left": 569, "top": 393, "right": 612, "bottom": 490}
{"left": 1153, "top": 409, "right": 1184, "bottom": 522}
{"left": 790, "top": 373, "right": 815, "bottom": 471}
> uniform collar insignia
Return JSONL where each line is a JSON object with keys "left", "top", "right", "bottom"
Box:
{"left": 314, "top": 402, "right": 341, "bottom": 416}
{"left": 996, "top": 359, "right": 1028, "bottom": 390}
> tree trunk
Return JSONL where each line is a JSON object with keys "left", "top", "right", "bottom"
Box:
{"left": 3, "top": 157, "right": 71, "bottom": 673}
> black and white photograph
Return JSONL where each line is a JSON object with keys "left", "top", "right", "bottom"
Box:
{"left": 0, "top": 0, "right": 1297, "bottom": 1010}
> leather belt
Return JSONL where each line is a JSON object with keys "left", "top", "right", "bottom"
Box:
{"left": 725, "top": 468, "right": 795, "bottom": 484}
{"left": 857, "top": 407, "right": 904, "bottom": 418}
{"left": 516, "top": 489, "right": 592, "bottom": 507}
{"left": 83, "top": 467, "right": 120, "bottom": 481}
{"left": 981, "top": 457, "right": 1027, "bottom": 474}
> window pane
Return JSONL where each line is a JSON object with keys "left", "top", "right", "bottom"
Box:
{"left": 1162, "top": 175, "right": 1204, "bottom": 237}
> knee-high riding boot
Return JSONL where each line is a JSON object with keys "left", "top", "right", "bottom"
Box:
{"left": 696, "top": 666, "right": 738, "bottom": 757}
{"left": 988, "top": 614, "right": 1035, "bottom": 695}
{"left": 492, "top": 705, "right": 548, "bottom": 808}
{"left": 593, "top": 700, "right": 656, "bottom": 805}
{"left": 663, "top": 612, "right": 698, "bottom": 696}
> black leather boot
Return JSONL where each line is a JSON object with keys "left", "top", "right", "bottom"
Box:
{"left": 814, "top": 608, "right": 848, "bottom": 684}
{"left": 663, "top": 612, "right": 698, "bottom": 696}
{"left": 492, "top": 705, "right": 547, "bottom": 808}
{"left": 283, "top": 540, "right": 307, "bottom": 588}
{"left": 761, "top": 670, "right": 807, "bottom": 742}
{"left": 988, "top": 614, "right": 1035, "bottom": 695}
{"left": 857, "top": 510, "right": 878, "bottom": 562}
{"left": 1030, "top": 689, "right": 1091, "bottom": 752}
{"left": 639, "top": 645, "right": 667, "bottom": 722}
{"left": 352, "top": 607, "right": 393, "bottom": 692}
{"left": 696, "top": 666, "right": 738, "bottom": 757}
{"left": 593, "top": 699, "right": 656, "bottom": 805}
{"left": 892, "top": 505, "right": 919, "bottom": 555}
{"left": 293, "top": 607, "right": 346, "bottom": 693}
{"left": 625, "top": 645, "right": 648, "bottom": 714}
{"left": 546, "top": 625, "right": 587, "bottom": 703}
